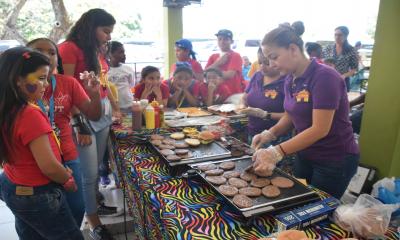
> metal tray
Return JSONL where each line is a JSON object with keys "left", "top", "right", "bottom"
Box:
{"left": 189, "top": 157, "right": 320, "bottom": 218}
{"left": 150, "top": 136, "right": 232, "bottom": 167}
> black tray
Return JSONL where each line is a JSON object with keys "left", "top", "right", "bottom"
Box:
{"left": 189, "top": 157, "right": 320, "bottom": 218}
{"left": 149, "top": 135, "right": 232, "bottom": 167}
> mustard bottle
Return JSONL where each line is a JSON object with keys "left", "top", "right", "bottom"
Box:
{"left": 145, "top": 104, "right": 155, "bottom": 129}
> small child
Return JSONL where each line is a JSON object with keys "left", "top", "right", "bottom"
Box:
{"left": 108, "top": 41, "right": 135, "bottom": 112}
{"left": 242, "top": 56, "right": 251, "bottom": 81}
{"left": 305, "top": 42, "right": 323, "bottom": 63}
{"left": 200, "top": 68, "right": 233, "bottom": 106}
{"left": 134, "top": 66, "right": 169, "bottom": 106}
{"left": 165, "top": 64, "right": 201, "bottom": 108}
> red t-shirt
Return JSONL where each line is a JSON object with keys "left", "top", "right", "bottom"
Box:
{"left": 199, "top": 83, "right": 233, "bottom": 105}
{"left": 170, "top": 59, "right": 203, "bottom": 78}
{"left": 134, "top": 83, "right": 170, "bottom": 102}
{"left": 3, "top": 105, "right": 62, "bottom": 186}
{"left": 205, "top": 51, "right": 244, "bottom": 94}
{"left": 58, "top": 41, "right": 108, "bottom": 99}
{"left": 44, "top": 74, "right": 89, "bottom": 161}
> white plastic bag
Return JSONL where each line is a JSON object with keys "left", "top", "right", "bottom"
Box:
{"left": 332, "top": 194, "right": 399, "bottom": 238}
{"left": 371, "top": 177, "right": 396, "bottom": 197}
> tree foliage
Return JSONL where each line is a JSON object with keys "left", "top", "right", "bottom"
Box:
{"left": 0, "top": 0, "right": 142, "bottom": 43}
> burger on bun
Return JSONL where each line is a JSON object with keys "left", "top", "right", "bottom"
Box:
{"left": 198, "top": 131, "right": 215, "bottom": 144}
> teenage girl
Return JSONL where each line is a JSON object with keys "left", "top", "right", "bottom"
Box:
{"left": 58, "top": 8, "right": 117, "bottom": 239}
{"left": 0, "top": 47, "right": 83, "bottom": 239}
{"left": 27, "top": 37, "right": 102, "bottom": 227}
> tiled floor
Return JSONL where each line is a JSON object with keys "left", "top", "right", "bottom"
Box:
{"left": 0, "top": 175, "right": 136, "bottom": 240}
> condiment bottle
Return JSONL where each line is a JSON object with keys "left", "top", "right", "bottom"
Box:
{"left": 131, "top": 101, "right": 142, "bottom": 131}
{"left": 145, "top": 104, "right": 155, "bottom": 129}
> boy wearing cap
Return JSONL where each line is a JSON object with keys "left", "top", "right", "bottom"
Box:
{"left": 171, "top": 38, "right": 204, "bottom": 82}
{"left": 205, "top": 29, "right": 244, "bottom": 95}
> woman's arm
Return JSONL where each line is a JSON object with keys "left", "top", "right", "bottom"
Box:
{"left": 279, "top": 109, "right": 335, "bottom": 155}
{"left": 30, "top": 135, "right": 70, "bottom": 184}
{"left": 268, "top": 112, "right": 294, "bottom": 137}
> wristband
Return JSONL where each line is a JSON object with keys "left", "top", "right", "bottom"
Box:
{"left": 278, "top": 144, "right": 287, "bottom": 156}
{"left": 62, "top": 174, "right": 75, "bottom": 190}
{"left": 261, "top": 129, "right": 277, "bottom": 141}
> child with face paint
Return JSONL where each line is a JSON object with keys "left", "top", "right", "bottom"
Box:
{"left": 0, "top": 47, "right": 84, "bottom": 239}
{"left": 27, "top": 37, "right": 102, "bottom": 227}
{"left": 165, "top": 63, "right": 201, "bottom": 108}
{"left": 58, "top": 8, "right": 118, "bottom": 239}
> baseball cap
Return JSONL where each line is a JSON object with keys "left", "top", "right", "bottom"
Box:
{"left": 215, "top": 29, "right": 233, "bottom": 39}
{"left": 175, "top": 39, "right": 193, "bottom": 51}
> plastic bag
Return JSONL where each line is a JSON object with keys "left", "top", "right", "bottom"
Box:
{"left": 371, "top": 177, "right": 396, "bottom": 197}
{"left": 332, "top": 194, "right": 399, "bottom": 238}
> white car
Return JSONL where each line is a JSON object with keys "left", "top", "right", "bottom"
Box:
{"left": 0, "top": 40, "right": 21, "bottom": 54}
{"left": 358, "top": 43, "right": 374, "bottom": 68}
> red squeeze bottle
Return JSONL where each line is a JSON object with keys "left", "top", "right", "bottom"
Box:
{"left": 151, "top": 101, "right": 160, "bottom": 128}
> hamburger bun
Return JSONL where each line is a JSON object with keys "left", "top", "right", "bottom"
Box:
{"left": 170, "top": 132, "right": 185, "bottom": 140}
{"left": 184, "top": 138, "right": 201, "bottom": 147}
{"left": 198, "top": 131, "right": 215, "bottom": 144}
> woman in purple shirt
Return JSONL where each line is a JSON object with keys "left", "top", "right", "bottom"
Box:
{"left": 241, "top": 48, "right": 285, "bottom": 142}
{"left": 251, "top": 22, "right": 359, "bottom": 199}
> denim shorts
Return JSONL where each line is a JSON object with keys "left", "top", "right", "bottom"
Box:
{"left": 0, "top": 173, "right": 83, "bottom": 240}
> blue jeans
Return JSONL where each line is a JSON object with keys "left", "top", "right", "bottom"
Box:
{"left": 64, "top": 159, "right": 85, "bottom": 227}
{"left": 0, "top": 173, "right": 83, "bottom": 240}
{"left": 78, "top": 126, "right": 110, "bottom": 215}
{"left": 294, "top": 154, "right": 359, "bottom": 199}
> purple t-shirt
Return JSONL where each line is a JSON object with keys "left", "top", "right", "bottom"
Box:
{"left": 246, "top": 71, "right": 285, "bottom": 135}
{"left": 284, "top": 59, "right": 359, "bottom": 162}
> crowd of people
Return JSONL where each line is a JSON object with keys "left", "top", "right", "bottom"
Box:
{"left": 0, "top": 7, "right": 365, "bottom": 240}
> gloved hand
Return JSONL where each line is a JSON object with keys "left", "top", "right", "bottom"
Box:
{"left": 251, "top": 129, "right": 277, "bottom": 150}
{"left": 240, "top": 107, "right": 268, "bottom": 118}
{"left": 252, "top": 146, "right": 283, "bottom": 174}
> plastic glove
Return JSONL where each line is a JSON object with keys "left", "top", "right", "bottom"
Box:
{"left": 240, "top": 107, "right": 268, "bottom": 118}
{"left": 252, "top": 146, "right": 283, "bottom": 174}
{"left": 251, "top": 129, "right": 277, "bottom": 150}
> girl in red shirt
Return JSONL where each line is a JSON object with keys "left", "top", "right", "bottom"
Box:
{"left": 58, "top": 8, "right": 117, "bottom": 239}
{"left": 27, "top": 38, "right": 102, "bottom": 227}
{"left": 134, "top": 66, "right": 170, "bottom": 106}
{"left": 0, "top": 47, "right": 83, "bottom": 239}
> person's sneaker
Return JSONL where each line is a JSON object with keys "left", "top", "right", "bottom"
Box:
{"left": 89, "top": 225, "right": 114, "bottom": 240}
{"left": 100, "top": 176, "right": 111, "bottom": 186}
{"left": 97, "top": 204, "right": 123, "bottom": 217}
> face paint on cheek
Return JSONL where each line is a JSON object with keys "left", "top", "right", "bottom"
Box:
{"left": 26, "top": 73, "right": 39, "bottom": 84}
{"left": 26, "top": 83, "right": 38, "bottom": 93}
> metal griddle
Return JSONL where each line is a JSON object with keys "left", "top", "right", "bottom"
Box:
{"left": 149, "top": 136, "right": 232, "bottom": 167}
{"left": 189, "top": 157, "right": 320, "bottom": 218}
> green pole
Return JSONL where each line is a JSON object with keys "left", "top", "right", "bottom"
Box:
{"left": 359, "top": 0, "right": 400, "bottom": 178}
{"left": 163, "top": 6, "right": 183, "bottom": 79}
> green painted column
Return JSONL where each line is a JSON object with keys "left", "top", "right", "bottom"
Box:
{"left": 359, "top": 0, "right": 400, "bottom": 177}
{"left": 163, "top": 7, "right": 183, "bottom": 78}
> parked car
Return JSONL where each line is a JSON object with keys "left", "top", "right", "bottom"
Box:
{"left": 358, "top": 43, "right": 374, "bottom": 68}
{"left": 0, "top": 40, "right": 22, "bottom": 54}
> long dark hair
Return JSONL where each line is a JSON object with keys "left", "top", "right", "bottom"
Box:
{"left": 262, "top": 21, "right": 305, "bottom": 52}
{"left": 0, "top": 47, "right": 50, "bottom": 165}
{"left": 26, "top": 38, "right": 64, "bottom": 74}
{"left": 335, "top": 26, "right": 353, "bottom": 54}
{"left": 66, "top": 8, "right": 116, "bottom": 75}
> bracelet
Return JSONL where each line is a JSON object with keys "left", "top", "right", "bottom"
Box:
{"left": 278, "top": 144, "right": 287, "bottom": 156}
{"left": 62, "top": 174, "right": 75, "bottom": 189}
{"left": 262, "top": 130, "right": 277, "bottom": 141}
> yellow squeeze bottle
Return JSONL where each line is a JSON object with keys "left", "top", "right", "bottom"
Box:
{"left": 145, "top": 104, "right": 155, "bottom": 129}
